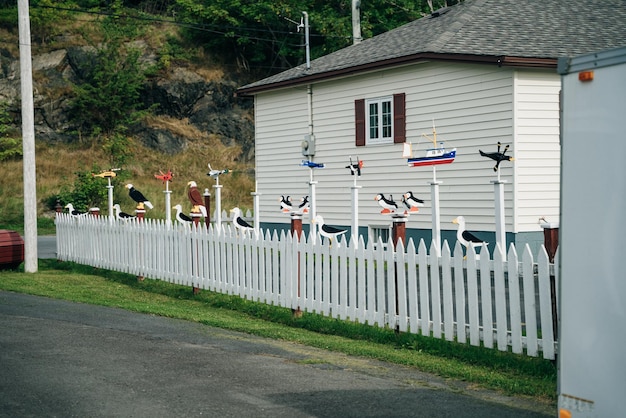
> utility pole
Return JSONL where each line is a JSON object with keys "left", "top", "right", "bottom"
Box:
{"left": 18, "top": 0, "right": 38, "bottom": 272}
{"left": 352, "top": 0, "right": 362, "bottom": 44}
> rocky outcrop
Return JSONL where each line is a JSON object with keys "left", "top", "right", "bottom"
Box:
{"left": 0, "top": 42, "right": 254, "bottom": 161}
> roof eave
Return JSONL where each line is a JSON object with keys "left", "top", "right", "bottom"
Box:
{"left": 237, "top": 53, "right": 558, "bottom": 96}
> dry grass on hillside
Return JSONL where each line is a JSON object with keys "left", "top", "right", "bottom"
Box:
{"left": 1, "top": 117, "right": 254, "bottom": 222}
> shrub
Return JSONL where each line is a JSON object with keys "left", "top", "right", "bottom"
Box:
{"left": 55, "top": 167, "right": 109, "bottom": 211}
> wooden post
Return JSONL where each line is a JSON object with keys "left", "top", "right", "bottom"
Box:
{"left": 391, "top": 214, "right": 407, "bottom": 248}
{"left": 291, "top": 214, "right": 303, "bottom": 318}
{"left": 492, "top": 180, "right": 507, "bottom": 254}
{"left": 391, "top": 214, "right": 407, "bottom": 332}
{"left": 203, "top": 188, "right": 211, "bottom": 228}
{"left": 429, "top": 180, "right": 442, "bottom": 251}
{"left": 89, "top": 207, "right": 100, "bottom": 217}
{"left": 192, "top": 213, "right": 202, "bottom": 295}
{"left": 541, "top": 222, "right": 559, "bottom": 263}
{"left": 541, "top": 221, "right": 559, "bottom": 338}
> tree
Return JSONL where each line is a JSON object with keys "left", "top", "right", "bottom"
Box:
{"left": 70, "top": 33, "right": 152, "bottom": 136}
{"left": 0, "top": 101, "right": 22, "bottom": 162}
{"left": 172, "top": 0, "right": 431, "bottom": 73}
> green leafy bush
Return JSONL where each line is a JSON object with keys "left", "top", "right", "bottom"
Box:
{"left": 0, "top": 102, "right": 21, "bottom": 162}
{"left": 0, "top": 137, "right": 23, "bottom": 161}
{"left": 55, "top": 167, "right": 110, "bottom": 212}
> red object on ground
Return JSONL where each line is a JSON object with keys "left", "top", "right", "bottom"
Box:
{"left": 0, "top": 230, "right": 24, "bottom": 269}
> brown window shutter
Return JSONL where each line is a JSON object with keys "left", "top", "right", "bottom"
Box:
{"left": 355, "top": 99, "right": 365, "bottom": 146}
{"left": 393, "top": 93, "right": 406, "bottom": 143}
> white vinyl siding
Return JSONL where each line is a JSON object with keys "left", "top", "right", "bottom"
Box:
{"left": 513, "top": 70, "right": 561, "bottom": 233}
{"left": 253, "top": 62, "right": 560, "bottom": 236}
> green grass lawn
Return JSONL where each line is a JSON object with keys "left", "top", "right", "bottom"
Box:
{"left": 0, "top": 259, "right": 557, "bottom": 405}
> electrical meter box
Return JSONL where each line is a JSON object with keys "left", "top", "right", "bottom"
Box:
{"left": 557, "top": 46, "right": 626, "bottom": 418}
{"left": 301, "top": 134, "right": 315, "bottom": 157}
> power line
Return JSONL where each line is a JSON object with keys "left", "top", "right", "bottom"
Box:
{"left": 33, "top": 4, "right": 350, "bottom": 44}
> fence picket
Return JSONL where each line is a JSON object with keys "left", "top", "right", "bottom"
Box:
{"left": 407, "top": 240, "right": 419, "bottom": 335}
{"left": 466, "top": 245, "right": 480, "bottom": 347}
{"left": 453, "top": 242, "right": 467, "bottom": 344}
{"left": 507, "top": 244, "right": 523, "bottom": 355}
{"left": 441, "top": 242, "right": 454, "bottom": 341}
{"left": 395, "top": 240, "right": 408, "bottom": 332}
{"left": 493, "top": 245, "right": 508, "bottom": 352}
{"left": 479, "top": 243, "right": 494, "bottom": 349}
{"left": 522, "top": 244, "right": 538, "bottom": 357}
{"left": 538, "top": 247, "right": 555, "bottom": 359}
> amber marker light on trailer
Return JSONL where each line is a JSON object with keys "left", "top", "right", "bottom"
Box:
{"left": 578, "top": 70, "right": 594, "bottom": 82}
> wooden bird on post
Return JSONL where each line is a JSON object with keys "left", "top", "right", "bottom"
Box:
{"left": 312, "top": 215, "right": 347, "bottom": 247}
{"left": 187, "top": 181, "right": 207, "bottom": 217}
{"left": 173, "top": 204, "right": 192, "bottom": 224}
{"left": 113, "top": 204, "right": 136, "bottom": 221}
{"left": 375, "top": 193, "right": 398, "bottom": 214}
{"left": 279, "top": 195, "right": 293, "bottom": 213}
{"left": 402, "top": 191, "right": 425, "bottom": 213}
{"left": 207, "top": 164, "right": 229, "bottom": 180}
{"left": 479, "top": 142, "right": 514, "bottom": 171}
{"left": 452, "top": 216, "right": 486, "bottom": 250}
{"left": 64, "top": 203, "right": 88, "bottom": 217}
{"left": 230, "top": 207, "right": 254, "bottom": 233}
{"left": 125, "top": 184, "right": 153, "bottom": 210}
{"left": 345, "top": 157, "right": 363, "bottom": 176}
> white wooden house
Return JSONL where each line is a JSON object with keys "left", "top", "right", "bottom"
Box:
{"left": 237, "top": 0, "right": 626, "bottom": 252}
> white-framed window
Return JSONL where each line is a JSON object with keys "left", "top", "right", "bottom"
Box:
{"left": 366, "top": 97, "right": 393, "bottom": 145}
{"left": 369, "top": 224, "right": 391, "bottom": 250}
{"left": 355, "top": 93, "right": 405, "bottom": 147}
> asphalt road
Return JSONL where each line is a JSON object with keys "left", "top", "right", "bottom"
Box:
{"left": 37, "top": 235, "right": 57, "bottom": 259}
{"left": 0, "top": 292, "right": 553, "bottom": 417}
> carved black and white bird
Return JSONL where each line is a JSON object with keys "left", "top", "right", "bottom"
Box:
{"left": 479, "top": 142, "right": 514, "bottom": 172}
{"left": 452, "top": 216, "right": 486, "bottom": 249}
{"left": 374, "top": 193, "right": 398, "bottom": 214}
{"left": 297, "top": 196, "right": 310, "bottom": 214}
{"left": 402, "top": 191, "right": 425, "bottom": 213}
{"left": 64, "top": 203, "right": 88, "bottom": 217}
{"left": 125, "top": 184, "right": 154, "bottom": 210}
{"left": 230, "top": 207, "right": 254, "bottom": 233}
{"left": 279, "top": 195, "right": 293, "bottom": 213}
{"left": 173, "top": 204, "right": 192, "bottom": 224}
{"left": 113, "top": 204, "right": 136, "bottom": 221}
{"left": 345, "top": 157, "right": 363, "bottom": 176}
{"left": 312, "top": 215, "right": 347, "bottom": 246}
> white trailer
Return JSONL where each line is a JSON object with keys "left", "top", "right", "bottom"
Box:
{"left": 557, "top": 46, "right": 626, "bottom": 418}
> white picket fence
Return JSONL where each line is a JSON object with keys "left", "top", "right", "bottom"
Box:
{"left": 55, "top": 213, "right": 558, "bottom": 360}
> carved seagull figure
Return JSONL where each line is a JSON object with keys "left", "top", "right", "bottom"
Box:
{"left": 230, "top": 207, "right": 254, "bottom": 233}
{"left": 64, "top": 203, "right": 88, "bottom": 217}
{"left": 452, "top": 216, "right": 486, "bottom": 249}
{"left": 312, "top": 215, "right": 347, "bottom": 247}
{"left": 173, "top": 204, "right": 192, "bottom": 224}
{"left": 113, "top": 204, "right": 136, "bottom": 221}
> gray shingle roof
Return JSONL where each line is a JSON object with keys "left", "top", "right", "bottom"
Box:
{"left": 239, "top": 0, "right": 626, "bottom": 94}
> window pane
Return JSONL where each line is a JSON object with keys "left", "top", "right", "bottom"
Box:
{"left": 369, "top": 103, "right": 379, "bottom": 139}
{"left": 382, "top": 101, "right": 392, "bottom": 138}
